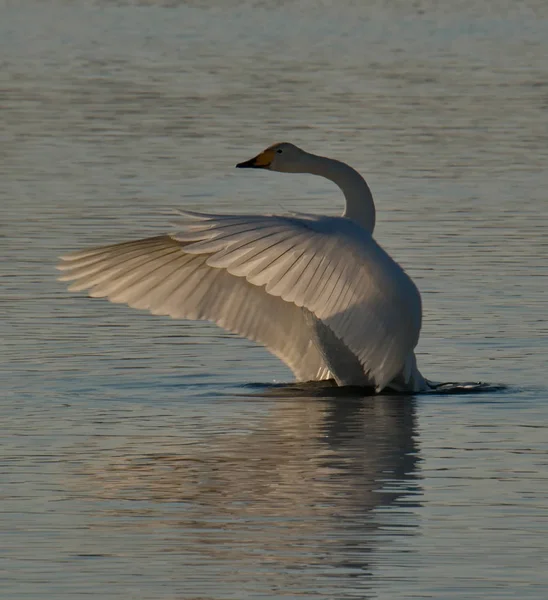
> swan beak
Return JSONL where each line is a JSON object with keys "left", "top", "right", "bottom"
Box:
{"left": 236, "top": 149, "right": 274, "bottom": 169}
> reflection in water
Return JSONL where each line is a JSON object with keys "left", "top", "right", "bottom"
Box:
{"left": 77, "top": 394, "right": 421, "bottom": 591}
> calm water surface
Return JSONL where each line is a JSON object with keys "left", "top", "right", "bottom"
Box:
{"left": 2, "top": 1, "right": 548, "bottom": 598}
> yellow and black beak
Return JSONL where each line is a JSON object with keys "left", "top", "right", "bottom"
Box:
{"left": 236, "top": 148, "right": 275, "bottom": 169}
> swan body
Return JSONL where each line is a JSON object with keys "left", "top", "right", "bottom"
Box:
{"left": 58, "top": 143, "right": 428, "bottom": 392}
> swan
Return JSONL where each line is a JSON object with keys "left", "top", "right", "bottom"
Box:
{"left": 57, "top": 142, "right": 429, "bottom": 393}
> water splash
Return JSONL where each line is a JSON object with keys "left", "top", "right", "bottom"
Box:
{"left": 426, "top": 382, "right": 508, "bottom": 395}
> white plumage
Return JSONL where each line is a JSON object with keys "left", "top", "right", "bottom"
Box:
{"left": 58, "top": 142, "right": 428, "bottom": 392}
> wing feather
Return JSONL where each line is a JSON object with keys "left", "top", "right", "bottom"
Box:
{"left": 58, "top": 233, "right": 331, "bottom": 382}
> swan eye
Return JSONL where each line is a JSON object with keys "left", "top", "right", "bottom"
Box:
{"left": 276, "top": 148, "right": 283, "bottom": 154}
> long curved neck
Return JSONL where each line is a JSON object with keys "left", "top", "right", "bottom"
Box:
{"left": 305, "top": 153, "right": 376, "bottom": 233}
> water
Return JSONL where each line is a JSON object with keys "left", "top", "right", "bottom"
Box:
{"left": 2, "top": 1, "right": 548, "bottom": 598}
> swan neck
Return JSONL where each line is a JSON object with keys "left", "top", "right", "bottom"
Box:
{"left": 306, "top": 154, "right": 376, "bottom": 233}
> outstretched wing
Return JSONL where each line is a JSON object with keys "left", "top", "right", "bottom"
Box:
{"left": 58, "top": 233, "right": 331, "bottom": 382}
{"left": 58, "top": 210, "right": 421, "bottom": 389}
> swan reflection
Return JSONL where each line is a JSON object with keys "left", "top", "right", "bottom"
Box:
{"left": 78, "top": 390, "right": 422, "bottom": 591}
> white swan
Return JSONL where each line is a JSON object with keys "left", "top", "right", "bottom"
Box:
{"left": 58, "top": 143, "right": 429, "bottom": 392}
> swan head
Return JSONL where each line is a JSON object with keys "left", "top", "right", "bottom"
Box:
{"left": 236, "top": 142, "right": 309, "bottom": 173}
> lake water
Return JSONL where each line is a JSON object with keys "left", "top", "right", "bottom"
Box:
{"left": 2, "top": 1, "right": 548, "bottom": 598}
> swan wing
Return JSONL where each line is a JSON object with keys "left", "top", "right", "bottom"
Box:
{"left": 57, "top": 233, "right": 331, "bottom": 382}
{"left": 58, "top": 210, "right": 421, "bottom": 389}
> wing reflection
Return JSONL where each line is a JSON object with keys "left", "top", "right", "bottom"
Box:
{"left": 78, "top": 391, "right": 422, "bottom": 591}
